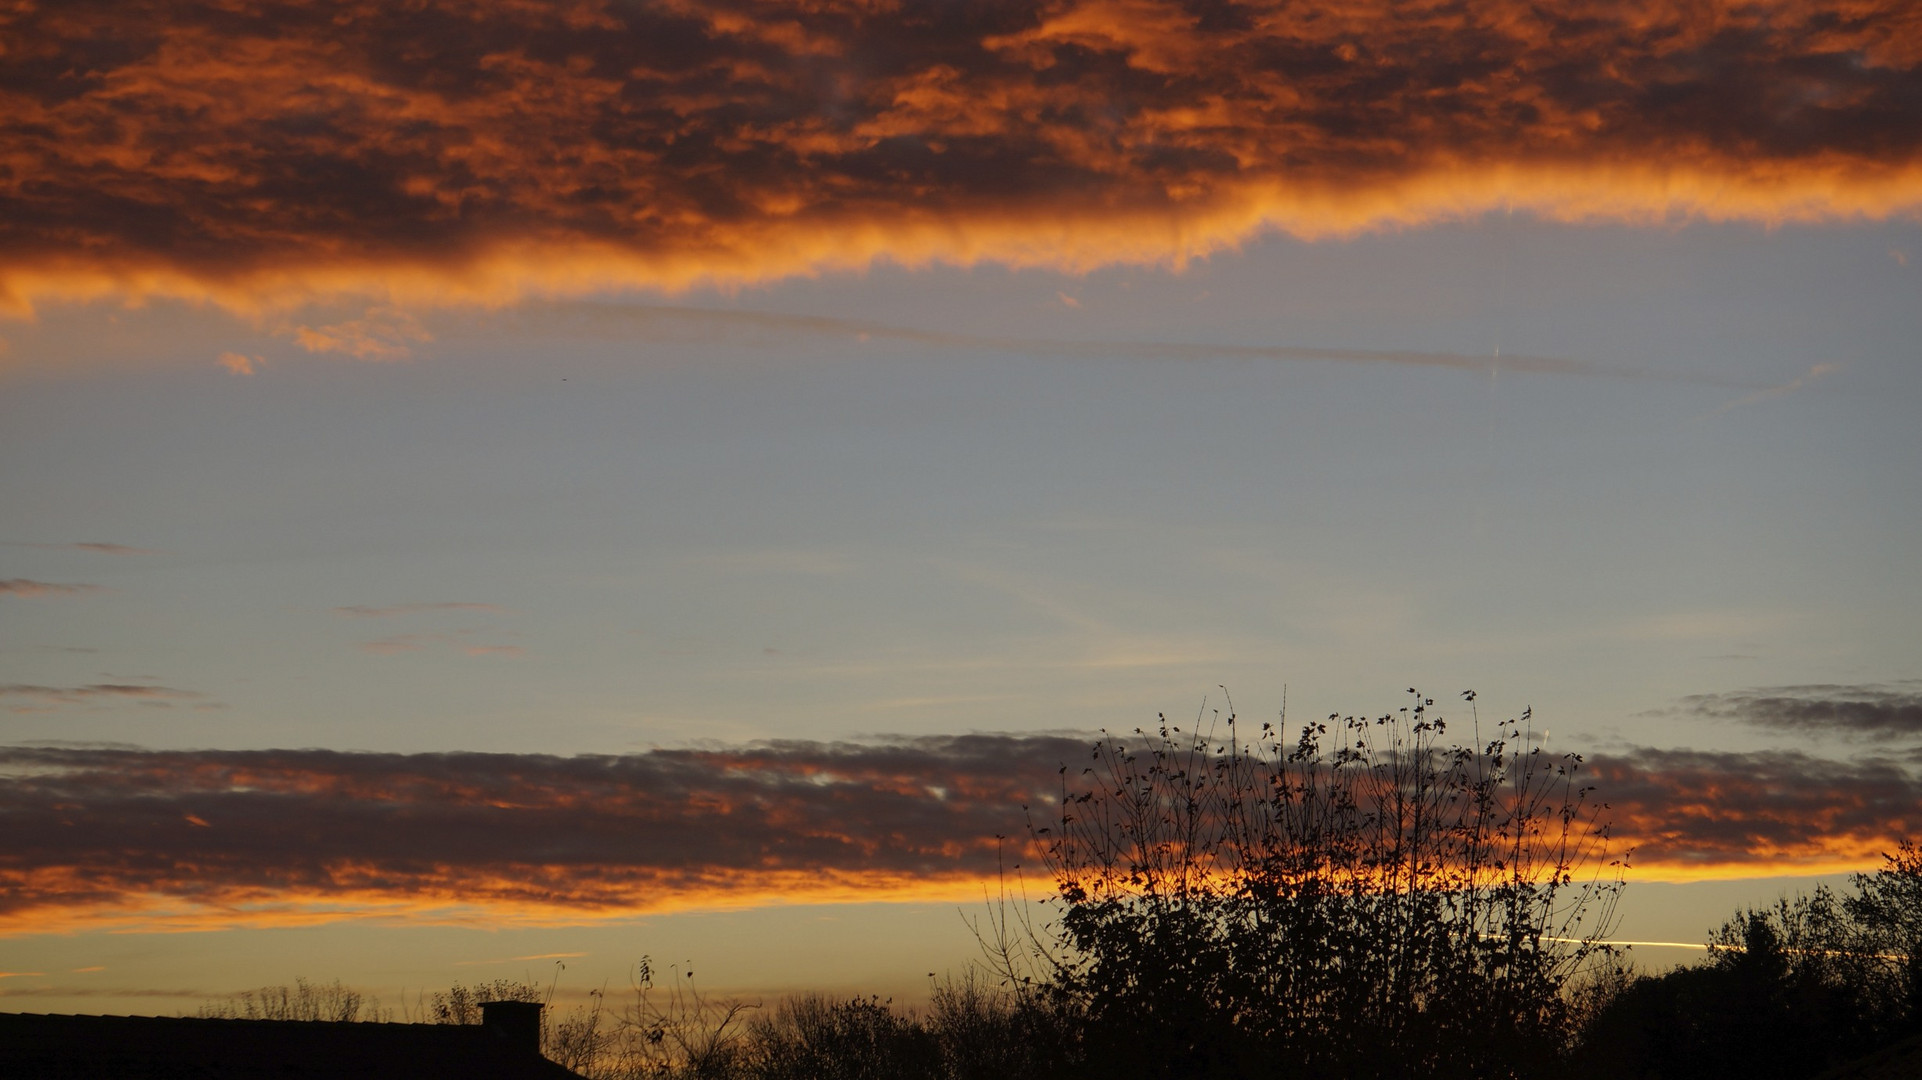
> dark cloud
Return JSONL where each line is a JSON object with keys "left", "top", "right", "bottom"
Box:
{"left": 0, "top": 737, "right": 1085, "bottom": 932}
{"left": 1675, "top": 683, "right": 1922, "bottom": 739}
{"left": 0, "top": 579, "right": 101, "bottom": 598}
{"left": 1, "top": 0, "right": 1917, "bottom": 312}
{"left": 4, "top": 735, "right": 1917, "bottom": 933}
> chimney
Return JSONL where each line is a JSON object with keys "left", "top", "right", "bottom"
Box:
{"left": 480, "top": 1000, "right": 543, "bottom": 1056}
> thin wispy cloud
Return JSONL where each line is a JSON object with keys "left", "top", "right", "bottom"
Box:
{"left": 0, "top": 683, "right": 206, "bottom": 714}
{"left": 8, "top": 542, "right": 161, "bottom": 556}
{"left": 538, "top": 302, "right": 1753, "bottom": 386}
{"left": 453, "top": 952, "right": 589, "bottom": 967}
{"left": 0, "top": 987, "right": 214, "bottom": 1000}
{"left": 71, "top": 543, "right": 157, "bottom": 556}
{"left": 334, "top": 603, "right": 516, "bottom": 655}
{"left": 0, "top": 580, "right": 101, "bottom": 598}
{"left": 2, "top": 0, "right": 1917, "bottom": 313}
{"left": 359, "top": 632, "right": 522, "bottom": 658}
{"left": 333, "top": 602, "right": 505, "bottom": 618}
{"left": 686, "top": 548, "right": 856, "bottom": 578}
{"left": 3, "top": 733, "right": 1913, "bottom": 933}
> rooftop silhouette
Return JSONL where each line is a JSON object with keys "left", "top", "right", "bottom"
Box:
{"left": 0, "top": 1001, "right": 582, "bottom": 1079}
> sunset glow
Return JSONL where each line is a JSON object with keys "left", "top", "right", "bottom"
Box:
{"left": 2, "top": 0, "right": 1919, "bottom": 1024}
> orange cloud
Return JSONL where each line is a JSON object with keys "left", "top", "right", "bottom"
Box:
{"left": 1594, "top": 746, "right": 1922, "bottom": 881}
{"left": 216, "top": 351, "right": 260, "bottom": 375}
{"left": 287, "top": 307, "right": 431, "bottom": 361}
{"left": 4, "top": 733, "right": 1920, "bottom": 934}
{"left": 0, "top": 0, "right": 1918, "bottom": 314}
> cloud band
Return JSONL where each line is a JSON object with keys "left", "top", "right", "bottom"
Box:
{"left": 3, "top": 0, "right": 1920, "bottom": 312}
{"left": 5, "top": 735, "right": 1918, "bottom": 934}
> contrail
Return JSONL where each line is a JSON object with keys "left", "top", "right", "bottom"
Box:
{"left": 1545, "top": 937, "right": 1715, "bottom": 950}
{"left": 1544, "top": 936, "right": 1909, "bottom": 959}
{"left": 1701, "top": 361, "right": 1843, "bottom": 418}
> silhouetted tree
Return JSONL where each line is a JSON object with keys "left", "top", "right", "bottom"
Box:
{"left": 1849, "top": 840, "right": 1922, "bottom": 1033}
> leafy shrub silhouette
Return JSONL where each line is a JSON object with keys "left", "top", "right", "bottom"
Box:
{"left": 1029, "top": 690, "right": 1621, "bottom": 1080}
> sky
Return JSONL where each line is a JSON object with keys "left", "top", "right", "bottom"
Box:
{"left": 3, "top": 0, "right": 1921, "bottom": 1016}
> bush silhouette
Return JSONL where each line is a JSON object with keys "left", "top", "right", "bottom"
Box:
{"left": 426, "top": 977, "right": 545, "bottom": 1026}
{"left": 746, "top": 995, "right": 940, "bottom": 1080}
{"left": 919, "top": 974, "right": 1076, "bottom": 1080}
{"left": 1029, "top": 690, "right": 1621, "bottom": 1080}
{"left": 195, "top": 976, "right": 391, "bottom": 1022}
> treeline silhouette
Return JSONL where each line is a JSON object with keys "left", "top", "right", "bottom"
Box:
{"left": 1572, "top": 855, "right": 1922, "bottom": 1080}
{"left": 198, "top": 693, "right": 1922, "bottom": 1079}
